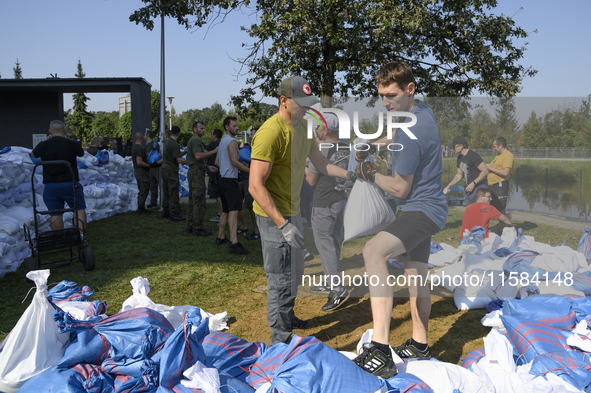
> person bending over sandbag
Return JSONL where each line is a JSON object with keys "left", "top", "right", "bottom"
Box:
{"left": 459, "top": 188, "right": 513, "bottom": 239}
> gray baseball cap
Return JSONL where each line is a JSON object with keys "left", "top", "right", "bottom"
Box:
{"left": 278, "top": 76, "right": 320, "bottom": 107}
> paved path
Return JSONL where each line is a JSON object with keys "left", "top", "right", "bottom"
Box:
{"left": 450, "top": 205, "right": 589, "bottom": 231}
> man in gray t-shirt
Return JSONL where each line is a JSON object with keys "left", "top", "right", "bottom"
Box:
{"left": 215, "top": 116, "right": 250, "bottom": 255}
{"left": 304, "top": 113, "right": 350, "bottom": 312}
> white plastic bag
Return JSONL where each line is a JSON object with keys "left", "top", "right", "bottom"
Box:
{"left": 343, "top": 180, "right": 395, "bottom": 242}
{"left": 180, "top": 361, "right": 221, "bottom": 392}
{"left": 0, "top": 270, "right": 70, "bottom": 393}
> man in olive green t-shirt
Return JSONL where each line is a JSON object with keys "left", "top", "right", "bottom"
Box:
{"left": 185, "top": 121, "right": 218, "bottom": 236}
{"left": 249, "top": 76, "right": 351, "bottom": 345}
{"left": 161, "top": 126, "right": 187, "bottom": 221}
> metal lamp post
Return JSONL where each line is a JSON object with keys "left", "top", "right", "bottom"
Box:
{"left": 167, "top": 96, "right": 174, "bottom": 130}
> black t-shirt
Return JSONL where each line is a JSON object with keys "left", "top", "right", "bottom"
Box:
{"left": 131, "top": 143, "right": 148, "bottom": 171}
{"left": 457, "top": 149, "right": 485, "bottom": 186}
{"left": 32, "top": 136, "right": 84, "bottom": 184}
{"left": 309, "top": 141, "right": 350, "bottom": 208}
{"left": 205, "top": 140, "right": 220, "bottom": 174}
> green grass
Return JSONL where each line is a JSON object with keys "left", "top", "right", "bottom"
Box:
{"left": 0, "top": 202, "right": 587, "bottom": 349}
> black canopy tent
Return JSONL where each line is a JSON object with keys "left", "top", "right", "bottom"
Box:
{"left": 0, "top": 77, "right": 152, "bottom": 149}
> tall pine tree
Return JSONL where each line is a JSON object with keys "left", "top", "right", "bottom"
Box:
{"left": 13, "top": 59, "right": 22, "bottom": 79}
{"left": 70, "top": 60, "right": 94, "bottom": 144}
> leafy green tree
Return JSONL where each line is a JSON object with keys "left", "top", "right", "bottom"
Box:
{"left": 69, "top": 60, "right": 94, "bottom": 144}
{"left": 231, "top": 0, "right": 537, "bottom": 111}
{"left": 424, "top": 97, "right": 471, "bottom": 145}
{"left": 573, "top": 95, "right": 591, "bottom": 147}
{"left": 13, "top": 59, "right": 22, "bottom": 79}
{"left": 91, "top": 115, "right": 117, "bottom": 139}
{"left": 151, "top": 90, "right": 161, "bottom": 135}
{"left": 519, "top": 112, "right": 548, "bottom": 147}
{"left": 492, "top": 96, "right": 520, "bottom": 145}
{"left": 118, "top": 112, "right": 133, "bottom": 141}
{"left": 468, "top": 108, "right": 495, "bottom": 148}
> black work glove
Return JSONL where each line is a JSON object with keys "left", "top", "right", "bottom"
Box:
{"left": 355, "top": 144, "right": 377, "bottom": 162}
{"left": 355, "top": 161, "right": 379, "bottom": 182}
{"left": 346, "top": 171, "right": 357, "bottom": 183}
{"left": 149, "top": 162, "right": 160, "bottom": 168}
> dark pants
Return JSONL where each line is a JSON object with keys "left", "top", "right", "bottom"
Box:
{"left": 490, "top": 181, "right": 509, "bottom": 212}
{"left": 311, "top": 199, "right": 346, "bottom": 286}
{"left": 134, "top": 168, "right": 150, "bottom": 209}
{"left": 148, "top": 167, "right": 159, "bottom": 204}
{"left": 257, "top": 214, "right": 305, "bottom": 346}
{"left": 186, "top": 166, "right": 207, "bottom": 231}
{"left": 162, "top": 168, "right": 180, "bottom": 216}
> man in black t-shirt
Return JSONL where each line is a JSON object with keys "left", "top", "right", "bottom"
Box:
{"left": 206, "top": 129, "right": 223, "bottom": 222}
{"left": 304, "top": 114, "right": 350, "bottom": 312}
{"left": 31, "top": 120, "right": 87, "bottom": 232}
{"left": 444, "top": 136, "right": 489, "bottom": 205}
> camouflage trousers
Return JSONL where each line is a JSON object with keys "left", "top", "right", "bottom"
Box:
{"left": 134, "top": 168, "right": 150, "bottom": 209}
{"left": 186, "top": 166, "right": 207, "bottom": 231}
{"left": 162, "top": 168, "right": 180, "bottom": 216}
{"left": 148, "top": 167, "right": 159, "bottom": 204}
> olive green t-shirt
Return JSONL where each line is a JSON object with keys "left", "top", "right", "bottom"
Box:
{"left": 251, "top": 114, "right": 317, "bottom": 217}
{"left": 162, "top": 138, "right": 183, "bottom": 172}
{"left": 131, "top": 143, "right": 147, "bottom": 171}
{"left": 186, "top": 135, "right": 206, "bottom": 170}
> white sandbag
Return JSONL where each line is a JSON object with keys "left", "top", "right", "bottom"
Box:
{"left": 0, "top": 216, "right": 21, "bottom": 236}
{"left": 343, "top": 180, "right": 395, "bottom": 242}
{"left": 0, "top": 270, "right": 70, "bottom": 393}
{"left": 454, "top": 269, "right": 519, "bottom": 310}
{"left": 2, "top": 206, "right": 34, "bottom": 226}
{"left": 180, "top": 361, "right": 221, "bottom": 391}
{"left": 120, "top": 276, "right": 229, "bottom": 332}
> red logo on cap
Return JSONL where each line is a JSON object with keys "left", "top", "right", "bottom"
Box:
{"left": 302, "top": 83, "right": 312, "bottom": 95}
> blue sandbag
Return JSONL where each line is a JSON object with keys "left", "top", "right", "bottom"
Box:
{"left": 247, "top": 335, "right": 385, "bottom": 393}
{"left": 77, "top": 161, "right": 89, "bottom": 169}
{"left": 17, "top": 363, "right": 115, "bottom": 393}
{"left": 47, "top": 280, "right": 93, "bottom": 302}
{"left": 460, "top": 226, "right": 486, "bottom": 254}
{"left": 55, "top": 307, "right": 174, "bottom": 377}
{"left": 157, "top": 307, "right": 209, "bottom": 393}
{"left": 502, "top": 297, "right": 576, "bottom": 330}
{"left": 569, "top": 271, "right": 591, "bottom": 296}
{"left": 568, "top": 296, "right": 591, "bottom": 323}
{"left": 202, "top": 331, "right": 267, "bottom": 382}
{"left": 461, "top": 348, "right": 485, "bottom": 371}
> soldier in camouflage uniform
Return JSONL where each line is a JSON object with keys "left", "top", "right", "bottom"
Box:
{"left": 161, "top": 126, "right": 187, "bottom": 221}
{"left": 131, "top": 132, "right": 159, "bottom": 215}
{"left": 185, "top": 122, "right": 217, "bottom": 236}
{"left": 144, "top": 131, "right": 160, "bottom": 208}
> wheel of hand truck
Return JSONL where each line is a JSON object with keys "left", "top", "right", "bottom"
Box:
{"left": 24, "top": 256, "right": 36, "bottom": 281}
{"left": 80, "top": 246, "right": 96, "bottom": 271}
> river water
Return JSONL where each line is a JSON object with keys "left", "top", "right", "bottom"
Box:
{"left": 507, "top": 181, "right": 591, "bottom": 222}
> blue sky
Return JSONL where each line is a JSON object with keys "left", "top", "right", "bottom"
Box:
{"left": 1, "top": 0, "right": 590, "bottom": 115}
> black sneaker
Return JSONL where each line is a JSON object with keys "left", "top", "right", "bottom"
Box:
{"left": 161, "top": 212, "right": 170, "bottom": 219}
{"left": 392, "top": 338, "right": 431, "bottom": 359}
{"left": 226, "top": 241, "right": 249, "bottom": 254}
{"left": 169, "top": 215, "right": 185, "bottom": 222}
{"left": 247, "top": 232, "right": 260, "bottom": 241}
{"left": 321, "top": 287, "right": 349, "bottom": 312}
{"left": 215, "top": 237, "right": 229, "bottom": 245}
{"left": 237, "top": 226, "right": 249, "bottom": 235}
{"left": 192, "top": 229, "right": 212, "bottom": 237}
{"left": 147, "top": 203, "right": 158, "bottom": 209}
{"left": 291, "top": 316, "right": 311, "bottom": 329}
{"left": 310, "top": 284, "right": 330, "bottom": 293}
{"left": 137, "top": 208, "right": 152, "bottom": 215}
{"left": 210, "top": 215, "right": 220, "bottom": 222}
{"left": 304, "top": 251, "right": 314, "bottom": 261}
{"left": 354, "top": 342, "right": 398, "bottom": 378}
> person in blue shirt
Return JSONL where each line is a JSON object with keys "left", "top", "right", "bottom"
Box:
{"left": 353, "top": 61, "right": 448, "bottom": 378}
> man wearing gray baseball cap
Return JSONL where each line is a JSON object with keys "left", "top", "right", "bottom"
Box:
{"left": 249, "top": 76, "right": 355, "bottom": 345}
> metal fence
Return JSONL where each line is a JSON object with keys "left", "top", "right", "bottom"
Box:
{"left": 466, "top": 147, "right": 591, "bottom": 159}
